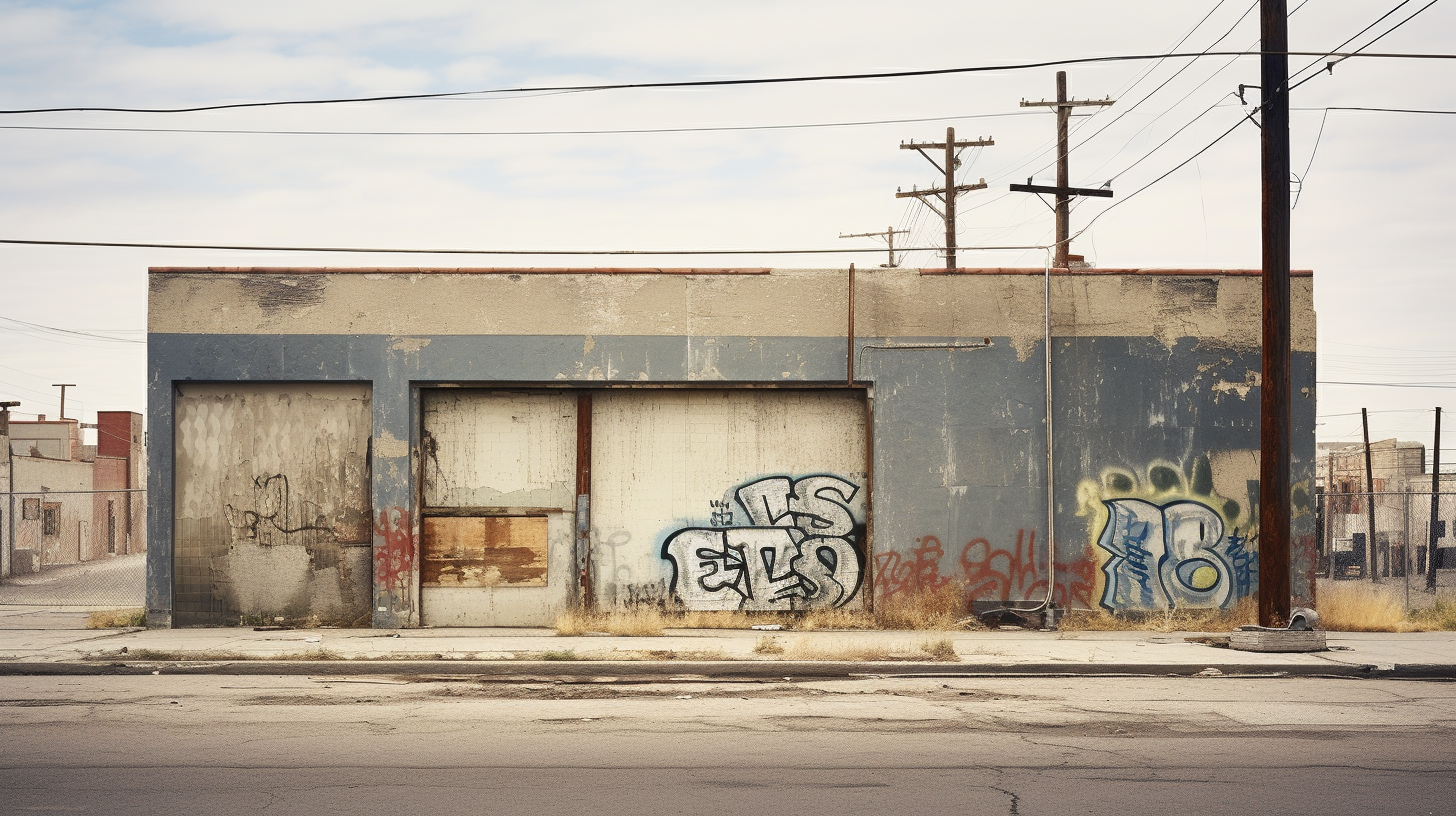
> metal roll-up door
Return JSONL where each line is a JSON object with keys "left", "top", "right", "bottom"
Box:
{"left": 590, "top": 389, "right": 868, "bottom": 611}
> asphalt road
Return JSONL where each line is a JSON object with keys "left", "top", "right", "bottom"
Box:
{"left": 2, "top": 673, "right": 1453, "bottom": 815}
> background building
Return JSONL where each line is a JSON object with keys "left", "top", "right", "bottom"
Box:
{"left": 4, "top": 411, "right": 146, "bottom": 577}
{"left": 146, "top": 266, "right": 1318, "bottom": 627}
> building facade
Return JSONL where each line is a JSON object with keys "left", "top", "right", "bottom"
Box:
{"left": 4, "top": 411, "right": 146, "bottom": 577}
{"left": 146, "top": 266, "right": 1318, "bottom": 628}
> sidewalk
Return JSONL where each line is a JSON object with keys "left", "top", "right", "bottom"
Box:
{"left": 2, "top": 608, "right": 1453, "bottom": 679}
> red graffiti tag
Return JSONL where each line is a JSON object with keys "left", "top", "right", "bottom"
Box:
{"left": 873, "top": 536, "right": 953, "bottom": 599}
{"left": 373, "top": 507, "right": 415, "bottom": 592}
{"left": 875, "top": 529, "right": 1096, "bottom": 610}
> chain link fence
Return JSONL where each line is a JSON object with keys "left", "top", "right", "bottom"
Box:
{"left": 1316, "top": 489, "right": 1456, "bottom": 610}
{"left": 1, "top": 488, "right": 146, "bottom": 609}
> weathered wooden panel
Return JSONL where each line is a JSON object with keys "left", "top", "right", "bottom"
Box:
{"left": 422, "top": 515, "right": 548, "bottom": 587}
{"left": 590, "top": 390, "right": 868, "bottom": 611}
{"left": 173, "top": 383, "right": 372, "bottom": 626}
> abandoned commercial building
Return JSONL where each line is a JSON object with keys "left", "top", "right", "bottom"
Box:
{"left": 145, "top": 266, "right": 1317, "bottom": 628}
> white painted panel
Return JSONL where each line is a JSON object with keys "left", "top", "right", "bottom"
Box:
{"left": 591, "top": 390, "right": 867, "bottom": 611}
{"left": 421, "top": 391, "right": 576, "bottom": 626}
{"left": 423, "top": 391, "right": 576, "bottom": 509}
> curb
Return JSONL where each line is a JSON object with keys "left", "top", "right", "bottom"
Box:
{"left": 0, "top": 659, "right": 1446, "bottom": 680}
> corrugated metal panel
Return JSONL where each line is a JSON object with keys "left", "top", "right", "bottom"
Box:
{"left": 172, "top": 383, "right": 372, "bottom": 626}
{"left": 420, "top": 391, "right": 575, "bottom": 625}
{"left": 591, "top": 390, "right": 867, "bottom": 611}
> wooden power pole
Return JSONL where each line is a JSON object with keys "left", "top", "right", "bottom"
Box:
{"left": 897, "top": 127, "right": 992, "bottom": 271}
{"left": 1258, "top": 0, "right": 1293, "bottom": 627}
{"left": 1011, "top": 71, "right": 1115, "bottom": 268}
{"left": 52, "top": 383, "right": 76, "bottom": 420}
{"left": 839, "top": 226, "right": 909, "bottom": 268}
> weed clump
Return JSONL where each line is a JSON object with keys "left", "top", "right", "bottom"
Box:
{"left": 86, "top": 609, "right": 147, "bottom": 629}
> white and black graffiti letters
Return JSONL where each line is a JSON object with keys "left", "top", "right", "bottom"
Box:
{"left": 662, "top": 475, "right": 864, "bottom": 610}
{"left": 734, "top": 474, "right": 858, "bottom": 536}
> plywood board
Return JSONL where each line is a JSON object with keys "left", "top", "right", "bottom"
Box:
{"left": 423, "top": 515, "right": 549, "bottom": 587}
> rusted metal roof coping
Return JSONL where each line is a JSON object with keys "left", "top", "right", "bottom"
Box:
{"left": 147, "top": 267, "right": 772, "bottom": 275}
{"left": 918, "top": 267, "right": 1314, "bottom": 276}
{"left": 149, "top": 266, "right": 1313, "bottom": 276}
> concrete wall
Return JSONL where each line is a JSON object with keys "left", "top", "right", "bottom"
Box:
{"left": 147, "top": 267, "right": 1317, "bottom": 627}
{"left": 12, "top": 455, "right": 93, "bottom": 570}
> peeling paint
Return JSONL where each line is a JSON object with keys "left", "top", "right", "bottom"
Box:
{"left": 389, "top": 336, "right": 432, "bottom": 353}
{"left": 1211, "top": 369, "right": 1262, "bottom": 400}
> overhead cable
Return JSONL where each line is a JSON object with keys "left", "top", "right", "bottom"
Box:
{"left": 2, "top": 51, "right": 1452, "bottom": 115}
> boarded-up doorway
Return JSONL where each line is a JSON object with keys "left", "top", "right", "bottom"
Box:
{"left": 421, "top": 391, "right": 577, "bottom": 626}
{"left": 173, "top": 383, "right": 373, "bottom": 627}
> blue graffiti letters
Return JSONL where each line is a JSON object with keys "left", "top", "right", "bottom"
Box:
{"left": 1097, "top": 498, "right": 1250, "bottom": 611}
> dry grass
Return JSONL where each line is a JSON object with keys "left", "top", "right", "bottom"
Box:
{"left": 1408, "top": 599, "right": 1456, "bottom": 631}
{"left": 1318, "top": 583, "right": 1421, "bottom": 632}
{"left": 557, "top": 584, "right": 984, "bottom": 636}
{"left": 554, "top": 607, "right": 666, "bottom": 636}
{"left": 873, "top": 582, "right": 974, "bottom": 630}
{"left": 920, "top": 637, "right": 959, "bottom": 661}
{"left": 753, "top": 636, "right": 785, "bottom": 655}
{"left": 86, "top": 609, "right": 147, "bottom": 629}
{"left": 1059, "top": 597, "right": 1259, "bottom": 632}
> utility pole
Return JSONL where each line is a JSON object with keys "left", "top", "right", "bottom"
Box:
{"left": 1363, "top": 408, "right": 1379, "bottom": 581}
{"left": 1257, "top": 0, "right": 1293, "bottom": 627}
{"left": 897, "top": 127, "right": 992, "bottom": 271}
{"left": 52, "top": 384, "right": 75, "bottom": 420}
{"left": 1011, "top": 71, "right": 1115, "bottom": 268}
{"left": 1429, "top": 407, "right": 1443, "bottom": 591}
{"left": 839, "top": 227, "right": 909, "bottom": 268}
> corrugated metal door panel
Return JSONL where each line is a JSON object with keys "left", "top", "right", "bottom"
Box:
{"left": 420, "top": 390, "right": 575, "bottom": 626}
{"left": 591, "top": 390, "right": 867, "bottom": 611}
{"left": 173, "top": 383, "right": 373, "bottom": 627}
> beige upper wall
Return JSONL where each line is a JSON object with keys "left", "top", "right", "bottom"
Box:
{"left": 148, "top": 268, "right": 1315, "bottom": 352}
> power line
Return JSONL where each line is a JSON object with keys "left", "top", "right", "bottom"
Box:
{"left": 1295, "top": 106, "right": 1456, "bottom": 115}
{"left": 0, "top": 238, "right": 1019, "bottom": 256}
{"left": 0, "top": 111, "right": 1045, "bottom": 138}
{"left": 1318, "top": 381, "right": 1456, "bottom": 388}
{"left": 3, "top": 51, "right": 1452, "bottom": 115}
{"left": 0, "top": 315, "right": 144, "bottom": 343}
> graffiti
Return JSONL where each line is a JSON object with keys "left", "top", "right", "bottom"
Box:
{"left": 708, "top": 499, "right": 735, "bottom": 527}
{"left": 662, "top": 475, "right": 864, "bottom": 611}
{"left": 224, "top": 474, "right": 336, "bottom": 546}
{"left": 373, "top": 506, "right": 415, "bottom": 594}
{"left": 1079, "top": 459, "right": 1259, "bottom": 611}
{"left": 873, "top": 531, "right": 1096, "bottom": 610}
{"left": 873, "top": 536, "right": 952, "bottom": 598}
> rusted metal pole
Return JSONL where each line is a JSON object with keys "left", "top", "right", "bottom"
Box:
{"left": 1428, "top": 406, "right": 1442, "bottom": 591}
{"left": 944, "top": 127, "right": 956, "bottom": 271}
{"left": 575, "top": 393, "right": 594, "bottom": 609}
{"left": 1257, "top": 0, "right": 1292, "bottom": 627}
{"left": 847, "top": 263, "right": 856, "bottom": 386}
{"left": 1054, "top": 71, "right": 1070, "bottom": 269}
{"left": 1363, "top": 408, "right": 1379, "bottom": 581}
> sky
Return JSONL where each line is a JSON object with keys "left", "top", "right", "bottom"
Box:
{"left": 0, "top": 0, "right": 1453, "bottom": 456}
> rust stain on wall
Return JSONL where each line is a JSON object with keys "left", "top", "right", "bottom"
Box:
{"left": 422, "top": 515, "right": 548, "bottom": 587}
